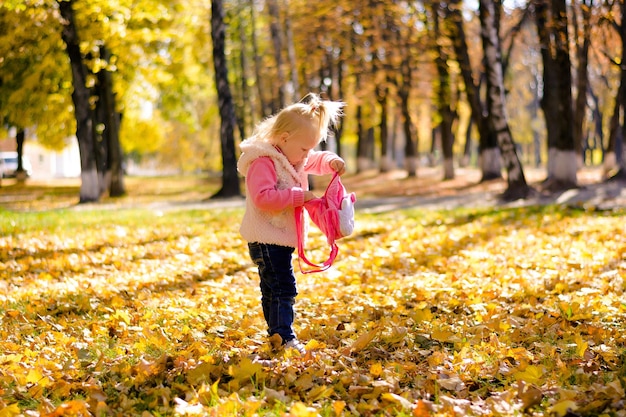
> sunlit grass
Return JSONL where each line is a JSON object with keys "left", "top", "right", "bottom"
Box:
{"left": 2, "top": 177, "right": 626, "bottom": 416}
{"left": 0, "top": 174, "right": 226, "bottom": 211}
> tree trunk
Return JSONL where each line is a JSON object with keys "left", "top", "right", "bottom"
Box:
{"left": 211, "top": 0, "right": 241, "bottom": 198}
{"left": 605, "top": 0, "right": 626, "bottom": 181}
{"left": 398, "top": 62, "right": 418, "bottom": 177}
{"left": 283, "top": 0, "right": 299, "bottom": 104}
{"left": 605, "top": 81, "right": 624, "bottom": 178}
{"left": 447, "top": 0, "right": 501, "bottom": 180}
{"left": 536, "top": 0, "right": 577, "bottom": 189}
{"left": 14, "top": 128, "right": 27, "bottom": 182}
{"left": 334, "top": 56, "right": 345, "bottom": 158}
{"left": 355, "top": 102, "right": 367, "bottom": 173}
{"left": 432, "top": 2, "right": 455, "bottom": 180}
{"left": 588, "top": 88, "right": 604, "bottom": 166}
{"left": 460, "top": 119, "right": 472, "bottom": 167}
{"left": 377, "top": 86, "right": 391, "bottom": 172}
{"left": 58, "top": 0, "right": 101, "bottom": 203}
{"left": 92, "top": 72, "right": 108, "bottom": 196}
{"left": 249, "top": 0, "right": 270, "bottom": 119}
{"left": 572, "top": 0, "right": 592, "bottom": 168}
{"left": 236, "top": 15, "right": 249, "bottom": 142}
{"left": 97, "top": 46, "right": 125, "bottom": 197}
{"left": 480, "top": 0, "right": 531, "bottom": 200}
{"left": 267, "top": 0, "right": 286, "bottom": 111}
{"left": 355, "top": 74, "right": 371, "bottom": 173}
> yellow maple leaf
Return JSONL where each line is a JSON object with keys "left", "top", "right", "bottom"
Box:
{"left": 228, "top": 356, "right": 263, "bottom": 383}
{"left": 431, "top": 327, "right": 456, "bottom": 343}
{"left": 197, "top": 380, "right": 220, "bottom": 406}
{"left": 549, "top": 400, "right": 578, "bottom": 417}
{"left": 307, "top": 385, "right": 334, "bottom": 402}
{"left": 269, "top": 333, "right": 283, "bottom": 350}
{"left": 333, "top": 401, "right": 346, "bottom": 416}
{"left": 370, "top": 362, "right": 383, "bottom": 377}
{"left": 412, "top": 308, "right": 432, "bottom": 323}
{"left": 288, "top": 402, "right": 318, "bottom": 417}
{"left": 381, "top": 392, "right": 413, "bottom": 410}
{"left": 0, "top": 404, "right": 21, "bottom": 417}
{"left": 513, "top": 365, "right": 545, "bottom": 385}
{"left": 25, "top": 368, "right": 48, "bottom": 386}
{"left": 187, "top": 361, "right": 218, "bottom": 385}
{"left": 345, "top": 327, "right": 380, "bottom": 354}
{"left": 574, "top": 334, "right": 588, "bottom": 358}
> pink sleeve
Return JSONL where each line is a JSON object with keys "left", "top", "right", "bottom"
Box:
{"left": 304, "top": 151, "right": 343, "bottom": 175}
{"left": 246, "top": 157, "right": 305, "bottom": 210}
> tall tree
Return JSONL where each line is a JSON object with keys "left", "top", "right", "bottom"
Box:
{"left": 0, "top": 3, "right": 74, "bottom": 169}
{"left": 431, "top": 1, "right": 456, "bottom": 180}
{"left": 58, "top": 0, "right": 101, "bottom": 203}
{"left": 447, "top": 0, "right": 502, "bottom": 181}
{"left": 14, "top": 128, "right": 26, "bottom": 181}
{"left": 267, "top": 0, "right": 286, "bottom": 111}
{"left": 572, "top": 0, "right": 593, "bottom": 167}
{"left": 283, "top": 0, "right": 299, "bottom": 103}
{"left": 603, "top": 0, "right": 626, "bottom": 180}
{"left": 372, "top": 2, "right": 392, "bottom": 173}
{"left": 535, "top": 0, "right": 577, "bottom": 189}
{"left": 480, "top": 0, "right": 532, "bottom": 200}
{"left": 392, "top": 9, "right": 419, "bottom": 177}
{"left": 211, "top": 0, "right": 241, "bottom": 198}
{"left": 95, "top": 45, "right": 125, "bottom": 197}
{"left": 249, "top": 0, "right": 270, "bottom": 120}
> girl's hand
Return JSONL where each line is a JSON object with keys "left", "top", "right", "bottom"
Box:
{"left": 304, "top": 191, "right": 318, "bottom": 202}
{"left": 330, "top": 159, "right": 346, "bottom": 175}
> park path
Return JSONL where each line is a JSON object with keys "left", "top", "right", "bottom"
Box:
{"left": 101, "top": 166, "right": 626, "bottom": 213}
{"left": 2, "top": 166, "right": 625, "bottom": 213}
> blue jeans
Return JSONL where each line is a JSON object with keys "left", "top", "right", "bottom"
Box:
{"left": 248, "top": 242, "right": 297, "bottom": 342}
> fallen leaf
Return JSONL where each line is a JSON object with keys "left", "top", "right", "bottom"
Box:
{"left": 344, "top": 327, "right": 380, "bottom": 354}
{"left": 549, "top": 400, "right": 578, "bottom": 417}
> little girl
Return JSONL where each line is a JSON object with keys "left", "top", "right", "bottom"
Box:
{"left": 237, "top": 93, "right": 346, "bottom": 355}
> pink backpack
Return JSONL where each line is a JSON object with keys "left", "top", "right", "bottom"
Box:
{"left": 295, "top": 172, "right": 356, "bottom": 273}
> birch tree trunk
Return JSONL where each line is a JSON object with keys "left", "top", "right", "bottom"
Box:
{"left": 432, "top": 2, "right": 455, "bottom": 180}
{"left": 58, "top": 0, "right": 101, "bottom": 203}
{"left": 447, "top": 0, "right": 501, "bottom": 181}
{"left": 480, "top": 0, "right": 532, "bottom": 200}
{"left": 535, "top": 0, "right": 577, "bottom": 189}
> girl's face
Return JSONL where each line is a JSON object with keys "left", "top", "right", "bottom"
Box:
{"left": 277, "top": 126, "right": 319, "bottom": 166}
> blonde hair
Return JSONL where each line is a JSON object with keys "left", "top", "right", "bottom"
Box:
{"left": 248, "top": 93, "right": 345, "bottom": 144}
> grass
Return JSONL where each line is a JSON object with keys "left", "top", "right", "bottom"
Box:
{"left": 0, "top": 175, "right": 225, "bottom": 211}
{"left": 2, "top": 174, "right": 626, "bottom": 416}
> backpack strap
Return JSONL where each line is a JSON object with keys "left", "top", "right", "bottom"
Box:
{"left": 295, "top": 205, "right": 338, "bottom": 274}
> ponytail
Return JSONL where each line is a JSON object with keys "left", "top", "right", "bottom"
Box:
{"left": 245, "top": 93, "right": 345, "bottom": 145}
{"left": 299, "top": 93, "right": 345, "bottom": 142}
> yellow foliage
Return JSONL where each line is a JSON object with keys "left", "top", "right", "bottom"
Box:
{"left": 0, "top": 404, "right": 21, "bottom": 417}
{"left": 549, "top": 400, "right": 578, "bottom": 417}
{"left": 1, "top": 205, "right": 626, "bottom": 416}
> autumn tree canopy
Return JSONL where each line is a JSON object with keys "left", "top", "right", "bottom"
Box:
{"left": 0, "top": 1, "right": 624, "bottom": 197}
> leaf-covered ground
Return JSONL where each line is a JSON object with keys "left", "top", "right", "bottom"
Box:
{"left": 1, "top": 190, "right": 626, "bottom": 416}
